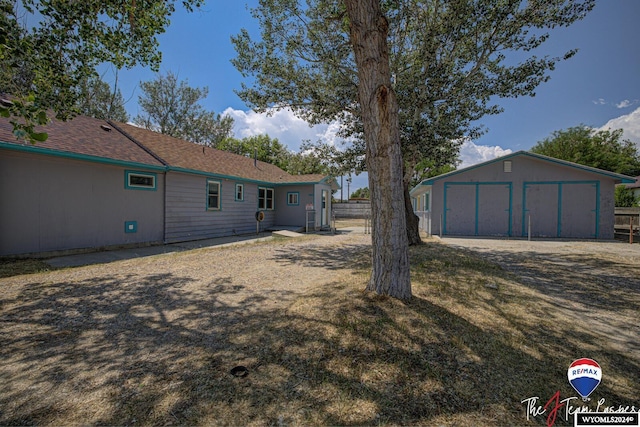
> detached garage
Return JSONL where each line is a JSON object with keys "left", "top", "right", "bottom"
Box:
{"left": 411, "top": 151, "right": 635, "bottom": 239}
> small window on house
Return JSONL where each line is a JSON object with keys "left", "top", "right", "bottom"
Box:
{"left": 287, "top": 192, "right": 299, "bottom": 206}
{"left": 503, "top": 160, "right": 512, "bottom": 173}
{"left": 423, "top": 194, "right": 430, "bottom": 211}
{"left": 235, "top": 184, "right": 244, "bottom": 201}
{"left": 207, "top": 180, "right": 221, "bottom": 210}
{"left": 125, "top": 171, "right": 157, "bottom": 190}
{"left": 258, "top": 187, "right": 274, "bottom": 210}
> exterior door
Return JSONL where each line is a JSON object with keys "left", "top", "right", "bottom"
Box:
{"left": 321, "top": 190, "right": 329, "bottom": 227}
{"left": 444, "top": 184, "right": 476, "bottom": 235}
{"left": 477, "top": 184, "right": 512, "bottom": 236}
{"left": 560, "top": 182, "right": 598, "bottom": 238}
{"left": 523, "top": 183, "right": 559, "bottom": 238}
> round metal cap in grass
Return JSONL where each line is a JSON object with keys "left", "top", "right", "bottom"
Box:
{"left": 230, "top": 366, "right": 249, "bottom": 377}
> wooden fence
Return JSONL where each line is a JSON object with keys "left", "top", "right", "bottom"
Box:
{"left": 614, "top": 207, "right": 640, "bottom": 242}
{"left": 333, "top": 201, "right": 371, "bottom": 219}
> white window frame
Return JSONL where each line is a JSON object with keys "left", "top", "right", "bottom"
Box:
{"left": 125, "top": 170, "right": 157, "bottom": 190}
{"left": 207, "top": 180, "right": 221, "bottom": 210}
{"left": 258, "top": 187, "right": 275, "bottom": 210}
{"left": 235, "top": 183, "right": 244, "bottom": 201}
{"left": 287, "top": 192, "right": 300, "bottom": 206}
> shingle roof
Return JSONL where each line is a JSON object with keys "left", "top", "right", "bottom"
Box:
{"left": 111, "top": 121, "right": 327, "bottom": 184}
{"left": 0, "top": 114, "right": 329, "bottom": 185}
{"left": 413, "top": 150, "right": 635, "bottom": 190}
{"left": 0, "top": 115, "right": 164, "bottom": 167}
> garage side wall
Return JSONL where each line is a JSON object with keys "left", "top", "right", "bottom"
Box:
{"left": 429, "top": 155, "right": 616, "bottom": 239}
{"left": 0, "top": 150, "right": 164, "bottom": 256}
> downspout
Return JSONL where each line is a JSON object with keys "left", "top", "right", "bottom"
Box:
{"left": 107, "top": 120, "right": 170, "bottom": 244}
{"left": 163, "top": 170, "right": 168, "bottom": 244}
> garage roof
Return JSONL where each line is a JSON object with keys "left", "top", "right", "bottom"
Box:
{"left": 412, "top": 151, "right": 636, "bottom": 195}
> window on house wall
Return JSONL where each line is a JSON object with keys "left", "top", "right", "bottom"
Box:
{"left": 207, "top": 180, "right": 221, "bottom": 210}
{"left": 235, "top": 183, "right": 244, "bottom": 201}
{"left": 504, "top": 160, "right": 512, "bottom": 173}
{"left": 287, "top": 192, "right": 299, "bottom": 206}
{"left": 258, "top": 187, "right": 274, "bottom": 210}
{"left": 423, "top": 193, "right": 430, "bottom": 211}
{"left": 125, "top": 170, "right": 157, "bottom": 190}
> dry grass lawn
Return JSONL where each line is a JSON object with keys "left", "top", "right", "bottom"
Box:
{"left": 1, "top": 226, "right": 638, "bottom": 426}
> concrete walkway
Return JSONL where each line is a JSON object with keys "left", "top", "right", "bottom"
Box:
{"left": 45, "top": 226, "right": 367, "bottom": 269}
{"left": 46, "top": 233, "right": 274, "bottom": 268}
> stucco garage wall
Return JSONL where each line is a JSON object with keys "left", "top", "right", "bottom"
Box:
{"left": 0, "top": 150, "right": 164, "bottom": 256}
{"left": 428, "top": 155, "right": 616, "bottom": 239}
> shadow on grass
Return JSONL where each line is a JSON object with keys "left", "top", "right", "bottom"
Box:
{"left": 1, "top": 240, "right": 638, "bottom": 426}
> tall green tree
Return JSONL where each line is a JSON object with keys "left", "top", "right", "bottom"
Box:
{"left": 0, "top": 0, "right": 203, "bottom": 142}
{"left": 216, "top": 134, "right": 290, "bottom": 166}
{"left": 215, "top": 135, "right": 333, "bottom": 175}
{"left": 133, "top": 71, "right": 233, "bottom": 146}
{"left": 76, "top": 74, "right": 129, "bottom": 122}
{"left": 531, "top": 126, "right": 640, "bottom": 176}
{"left": 235, "top": 0, "right": 411, "bottom": 298}
{"left": 232, "top": 0, "right": 593, "bottom": 298}
{"left": 351, "top": 187, "right": 370, "bottom": 199}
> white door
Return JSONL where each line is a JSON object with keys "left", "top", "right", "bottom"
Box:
{"left": 321, "top": 190, "right": 329, "bottom": 226}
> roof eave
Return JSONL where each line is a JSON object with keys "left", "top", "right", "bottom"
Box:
{"left": 417, "top": 150, "right": 637, "bottom": 185}
{"left": 0, "top": 140, "right": 166, "bottom": 171}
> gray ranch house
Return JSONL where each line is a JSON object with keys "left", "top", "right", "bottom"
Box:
{"left": 0, "top": 115, "right": 337, "bottom": 257}
{"left": 410, "top": 151, "right": 635, "bottom": 239}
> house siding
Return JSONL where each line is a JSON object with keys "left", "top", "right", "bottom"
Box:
{"left": 420, "top": 154, "right": 617, "bottom": 239}
{"left": 0, "top": 150, "right": 164, "bottom": 256}
{"left": 275, "top": 184, "right": 315, "bottom": 226}
{"left": 164, "top": 172, "right": 272, "bottom": 243}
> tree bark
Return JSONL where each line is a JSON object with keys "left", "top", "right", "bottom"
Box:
{"left": 344, "top": 0, "right": 411, "bottom": 300}
{"left": 404, "top": 180, "right": 422, "bottom": 245}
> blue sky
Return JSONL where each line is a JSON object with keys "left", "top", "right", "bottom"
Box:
{"left": 110, "top": 0, "right": 640, "bottom": 194}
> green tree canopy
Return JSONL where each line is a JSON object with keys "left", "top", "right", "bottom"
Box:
{"left": 216, "top": 134, "right": 289, "bottom": 167}
{"left": 0, "top": 0, "right": 202, "bottom": 142}
{"left": 133, "top": 71, "right": 233, "bottom": 146}
{"left": 215, "top": 135, "right": 335, "bottom": 175}
{"left": 232, "top": 0, "right": 594, "bottom": 248}
{"left": 530, "top": 126, "right": 640, "bottom": 177}
{"left": 350, "top": 187, "right": 370, "bottom": 199}
{"left": 76, "top": 74, "right": 129, "bottom": 122}
{"left": 615, "top": 186, "right": 637, "bottom": 208}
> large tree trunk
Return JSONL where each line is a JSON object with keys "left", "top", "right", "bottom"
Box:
{"left": 344, "top": 0, "right": 411, "bottom": 300}
{"left": 404, "top": 180, "right": 422, "bottom": 246}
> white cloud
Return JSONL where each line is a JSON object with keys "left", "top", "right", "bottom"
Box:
{"left": 458, "top": 140, "right": 512, "bottom": 168}
{"left": 222, "top": 107, "right": 340, "bottom": 152}
{"left": 616, "top": 99, "right": 632, "bottom": 109}
{"left": 223, "top": 107, "right": 366, "bottom": 196}
{"left": 591, "top": 98, "right": 638, "bottom": 109}
{"left": 222, "top": 107, "right": 519, "bottom": 193}
{"left": 599, "top": 106, "right": 640, "bottom": 145}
